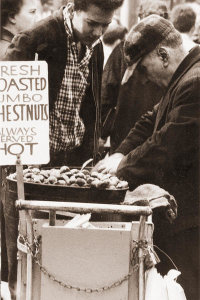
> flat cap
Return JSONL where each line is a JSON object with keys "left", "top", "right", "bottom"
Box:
{"left": 122, "top": 14, "right": 174, "bottom": 84}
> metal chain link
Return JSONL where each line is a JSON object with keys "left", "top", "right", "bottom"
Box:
{"left": 131, "top": 239, "right": 148, "bottom": 267}
{"left": 18, "top": 234, "right": 138, "bottom": 293}
{"left": 131, "top": 239, "right": 160, "bottom": 270}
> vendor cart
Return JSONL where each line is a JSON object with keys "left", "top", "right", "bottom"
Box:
{"left": 15, "top": 199, "right": 153, "bottom": 300}
{"left": 6, "top": 161, "right": 156, "bottom": 300}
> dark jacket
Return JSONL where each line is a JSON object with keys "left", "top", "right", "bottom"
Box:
{"left": 116, "top": 46, "right": 200, "bottom": 231}
{"left": 4, "top": 7, "right": 104, "bottom": 164}
{"left": 0, "top": 27, "right": 14, "bottom": 60}
{"left": 101, "top": 41, "right": 163, "bottom": 152}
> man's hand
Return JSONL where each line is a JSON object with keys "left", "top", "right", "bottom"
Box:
{"left": 92, "top": 153, "right": 124, "bottom": 175}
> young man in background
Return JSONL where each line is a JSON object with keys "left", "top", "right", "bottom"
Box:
{"left": 4, "top": 0, "right": 124, "bottom": 166}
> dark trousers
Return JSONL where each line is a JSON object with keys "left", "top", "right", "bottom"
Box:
{"left": 154, "top": 225, "right": 200, "bottom": 300}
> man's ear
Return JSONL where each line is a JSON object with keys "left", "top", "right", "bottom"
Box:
{"left": 67, "top": 2, "right": 75, "bottom": 19}
{"left": 8, "top": 13, "right": 16, "bottom": 25}
{"left": 189, "top": 25, "right": 195, "bottom": 36}
{"left": 157, "top": 47, "right": 169, "bottom": 67}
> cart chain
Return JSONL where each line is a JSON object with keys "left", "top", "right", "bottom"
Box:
{"left": 131, "top": 239, "right": 147, "bottom": 267}
{"left": 131, "top": 239, "right": 160, "bottom": 269}
{"left": 18, "top": 234, "right": 138, "bottom": 293}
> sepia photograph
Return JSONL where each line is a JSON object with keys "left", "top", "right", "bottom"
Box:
{"left": 0, "top": 0, "right": 200, "bottom": 299}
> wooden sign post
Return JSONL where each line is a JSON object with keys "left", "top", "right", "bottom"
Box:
{"left": 16, "top": 155, "right": 27, "bottom": 300}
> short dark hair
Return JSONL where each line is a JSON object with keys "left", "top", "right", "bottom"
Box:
{"left": 40, "top": 0, "right": 53, "bottom": 5}
{"left": 171, "top": 4, "right": 196, "bottom": 33}
{"left": 1, "top": 0, "right": 23, "bottom": 26}
{"left": 74, "top": 0, "right": 124, "bottom": 12}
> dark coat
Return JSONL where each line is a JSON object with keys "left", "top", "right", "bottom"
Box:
{"left": 116, "top": 46, "right": 200, "bottom": 232}
{"left": 101, "top": 41, "right": 163, "bottom": 152}
{"left": 4, "top": 7, "right": 104, "bottom": 164}
{"left": 0, "top": 27, "right": 14, "bottom": 60}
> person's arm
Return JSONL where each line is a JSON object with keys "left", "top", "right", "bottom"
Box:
{"left": 4, "top": 14, "right": 59, "bottom": 61}
{"left": 115, "top": 103, "right": 159, "bottom": 155}
{"left": 117, "top": 76, "right": 200, "bottom": 188}
{"left": 101, "top": 42, "right": 126, "bottom": 127}
{"left": 93, "top": 103, "right": 159, "bottom": 174}
{"left": 4, "top": 32, "right": 36, "bottom": 61}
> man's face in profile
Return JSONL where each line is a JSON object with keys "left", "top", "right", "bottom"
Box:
{"left": 72, "top": 4, "right": 114, "bottom": 47}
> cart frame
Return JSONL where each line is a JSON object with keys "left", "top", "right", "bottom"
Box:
{"left": 15, "top": 199, "right": 152, "bottom": 300}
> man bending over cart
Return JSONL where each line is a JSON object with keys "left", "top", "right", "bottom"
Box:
{"left": 94, "top": 15, "right": 200, "bottom": 300}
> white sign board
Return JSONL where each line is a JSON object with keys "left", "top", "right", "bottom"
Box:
{"left": 0, "top": 61, "right": 49, "bottom": 165}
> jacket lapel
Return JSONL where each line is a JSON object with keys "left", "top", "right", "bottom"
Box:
{"left": 1, "top": 27, "right": 14, "bottom": 43}
{"left": 154, "top": 46, "right": 200, "bottom": 130}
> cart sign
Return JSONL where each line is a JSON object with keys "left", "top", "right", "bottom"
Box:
{"left": 0, "top": 61, "right": 49, "bottom": 165}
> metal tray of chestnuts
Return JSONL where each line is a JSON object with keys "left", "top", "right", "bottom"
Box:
{"left": 6, "top": 166, "right": 129, "bottom": 204}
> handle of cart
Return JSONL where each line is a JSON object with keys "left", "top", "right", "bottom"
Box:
{"left": 15, "top": 199, "right": 153, "bottom": 300}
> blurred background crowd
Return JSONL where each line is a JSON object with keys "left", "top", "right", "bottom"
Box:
{"left": 33, "top": 0, "right": 200, "bottom": 41}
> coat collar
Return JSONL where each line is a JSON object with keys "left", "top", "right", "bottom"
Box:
{"left": 167, "top": 45, "right": 200, "bottom": 91}
{"left": 154, "top": 46, "right": 200, "bottom": 129}
{"left": 1, "top": 27, "right": 14, "bottom": 43}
